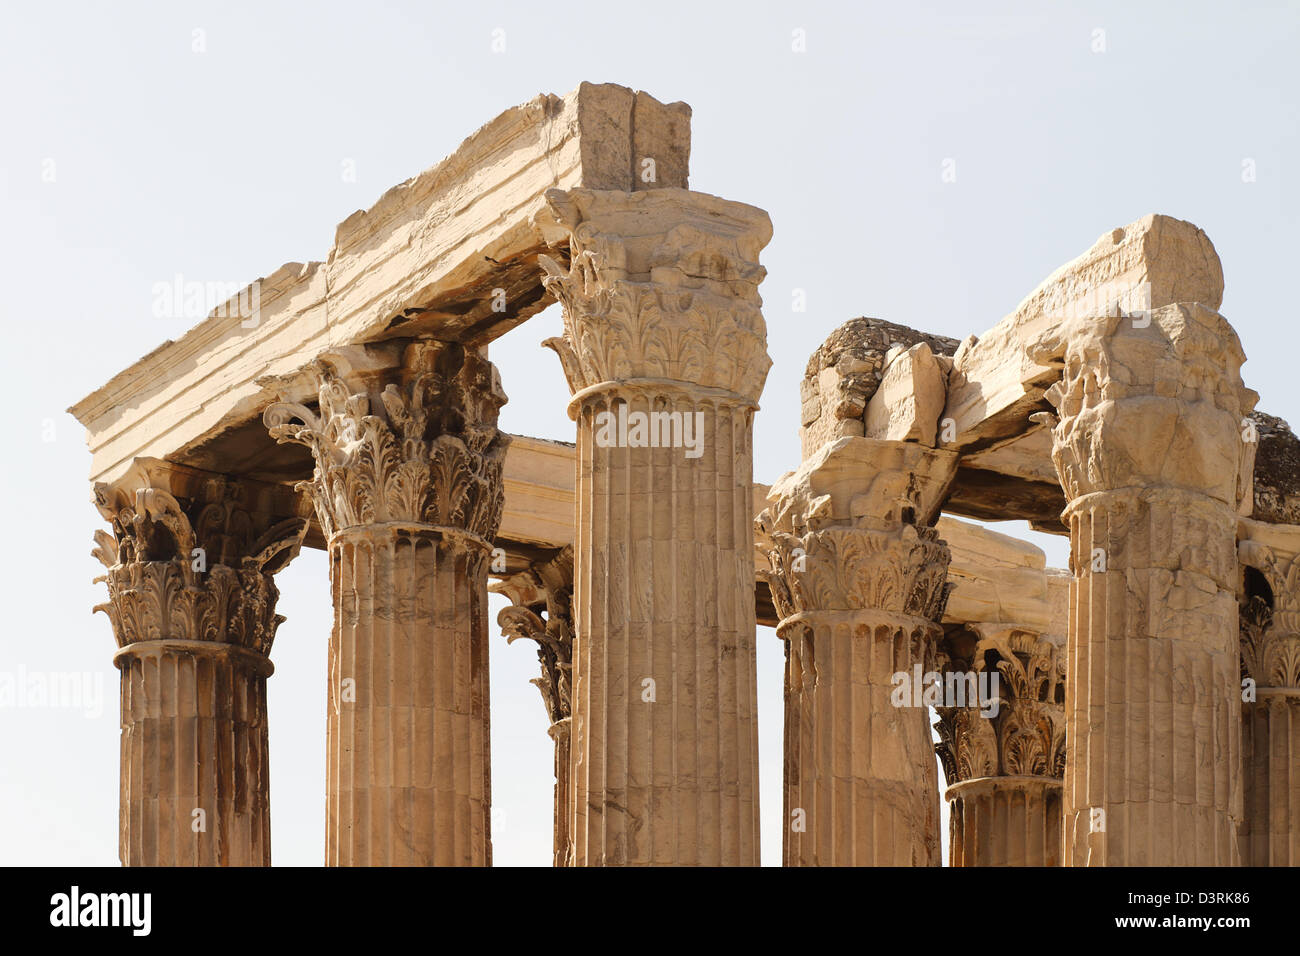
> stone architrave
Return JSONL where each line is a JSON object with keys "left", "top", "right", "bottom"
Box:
{"left": 265, "top": 339, "right": 508, "bottom": 866}
{"left": 1034, "top": 303, "right": 1258, "bottom": 866}
{"left": 539, "top": 186, "right": 772, "bottom": 866}
{"left": 935, "top": 625, "right": 1067, "bottom": 867}
{"left": 69, "top": 84, "right": 693, "bottom": 489}
{"left": 93, "top": 462, "right": 308, "bottom": 866}
{"left": 944, "top": 214, "right": 1226, "bottom": 454}
{"left": 493, "top": 546, "right": 576, "bottom": 867}
{"left": 1238, "top": 521, "right": 1300, "bottom": 866}
{"left": 757, "top": 437, "right": 958, "bottom": 866}
{"left": 864, "top": 341, "right": 947, "bottom": 444}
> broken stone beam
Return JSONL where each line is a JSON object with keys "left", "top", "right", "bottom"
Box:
{"left": 864, "top": 342, "right": 946, "bottom": 444}
{"left": 798, "top": 317, "right": 959, "bottom": 460}
{"left": 942, "top": 214, "right": 1225, "bottom": 455}
{"left": 68, "top": 83, "right": 691, "bottom": 487}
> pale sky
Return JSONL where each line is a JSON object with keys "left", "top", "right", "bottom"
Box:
{"left": 2, "top": 0, "right": 1295, "bottom": 866}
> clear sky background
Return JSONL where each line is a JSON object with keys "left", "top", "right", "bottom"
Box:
{"left": 1, "top": 1, "right": 1295, "bottom": 866}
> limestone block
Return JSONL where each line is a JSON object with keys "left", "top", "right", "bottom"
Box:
{"left": 937, "top": 516, "right": 1053, "bottom": 630}
{"left": 767, "top": 437, "right": 958, "bottom": 530}
{"left": 798, "top": 318, "right": 958, "bottom": 458}
{"left": 944, "top": 214, "right": 1226, "bottom": 453}
{"left": 500, "top": 435, "right": 577, "bottom": 551}
{"left": 864, "top": 342, "right": 946, "bottom": 444}
{"left": 1045, "top": 568, "right": 1070, "bottom": 638}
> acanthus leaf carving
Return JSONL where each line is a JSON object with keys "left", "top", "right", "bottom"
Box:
{"left": 934, "top": 626, "right": 1067, "bottom": 784}
{"left": 93, "top": 478, "right": 307, "bottom": 656}
{"left": 493, "top": 547, "right": 576, "bottom": 726}
{"left": 539, "top": 189, "right": 773, "bottom": 403}
{"left": 1239, "top": 543, "right": 1300, "bottom": 689}
{"left": 264, "top": 340, "right": 508, "bottom": 542}
{"left": 758, "top": 521, "right": 951, "bottom": 620}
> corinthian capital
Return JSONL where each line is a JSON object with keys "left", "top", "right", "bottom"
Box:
{"left": 1032, "top": 304, "right": 1258, "bottom": 506}
{"left": 92, "top": 460, "right": 308, "bottom": 654}
{"left": 493, "top": 546, "right": 575, "bottom": 725}
{"left": 934, "top": 625, "right": 1067, "bottom": 783}
{"left": 537, "top": 187, "right": 773, "bottom": 404}
{"left": 760, "top": 523, "right": 952, "bottom": 622}
{"left": 263, "top": 340, "right": 509, "bottom": 542}
{"left": 1239, "top": 539, "right": 1300, "bottom": 688}
{"left": 755, "top": 437, "right": 957, "bottom": 621}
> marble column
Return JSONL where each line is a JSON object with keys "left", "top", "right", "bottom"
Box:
{"left": 494, "top": 546, "right": 575, "bottom": 867}
{"left": 757, "top": 438, "right": 957, "bottom": 866}
{"left": 92, "top": 461, "right": 307, "bottom": 866}
{"left": 1036, "top": 304, "right": 1257, "bottom": 866}
{"left": 1238, "top": 528, "right": 1300, "bottom": 866}
{"left": 265, "top": 339, "right": 508, "bottom": 866}
{"left": 540, "top": 187, "right": 772, "bottom": 866}
{"left": 935, "top": 625, "right": 1067, "bottom": 866}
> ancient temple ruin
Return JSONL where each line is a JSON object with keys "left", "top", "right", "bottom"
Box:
{"left": 71, "top": 83, "right": 1300, "bottom": 867}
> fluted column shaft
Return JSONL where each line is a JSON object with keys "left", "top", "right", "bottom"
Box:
{"left": 1039, "top": 304, "right": 1256, "bottom": 866}
{"left": 267, "top": 339, "right": 507, "bottom": 867}
{"left": 1064, "top": 490, "right": 1240, "bottom": 864}
{"left": 780, "top": 609, "right": 940, "bottom": 865}
{"left": 935, "top": 626, "right": 1066, "bottom": 866}
{"left": 549, "top": 717, "right": 573, "bottom": 866}
{"left": 327, "top": 526, "right": 491, "bottom": 865}
{"left": 495, "top": 546, "right": 576, "bottom": 866}
{"left": 948, "top": 777, "right": 1062, "bottom": 867}
{"left": 572, "top": 389, "right": 759, "bottom": 865}
{"left": 92, "top": 463, "right": 306, "bottom": 866}
{"left": 541, "top": 187, "right": 773, "bottom": 865}
{"left": 757, "top": 438, "right": 957, "bottom": 867}
{"left": 117, "top": 641, "right": 272, "bottom": 865}
{"left": 1238, "top": 540, "right": 1300, "bottom": 866}
{"left": 1242, "top": 691, "right": 1300, "bottom": 865}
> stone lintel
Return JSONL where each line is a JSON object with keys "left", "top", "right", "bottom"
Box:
{"left": 942, "top": 214, "right": 1226, "bottom": 457}
{"left": 69, "top": 83, "right": 692, "bottom": 488}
